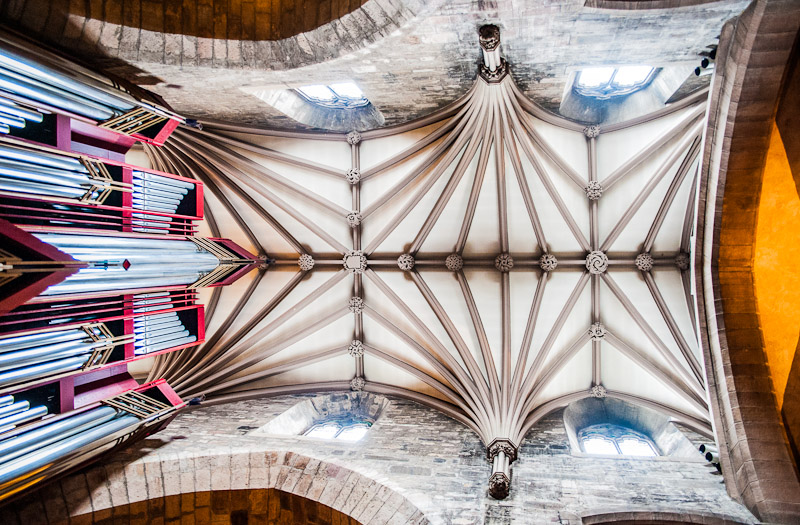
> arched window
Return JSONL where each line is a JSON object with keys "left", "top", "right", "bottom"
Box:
{"left": 574, "top": 66, "right": 655, "bottom": 99}
{"left": 579, "top": 423, "right": 659, "bottom": 456}
{"left": 296, "top": 82, "right": 369, "bottom": 109}
{"left": 304, "top": 418, "right": 372, "bottom": 441}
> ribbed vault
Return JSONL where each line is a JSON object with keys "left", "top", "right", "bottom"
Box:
{"left": 140, "top": 53, "right": 708, "bottom": 497}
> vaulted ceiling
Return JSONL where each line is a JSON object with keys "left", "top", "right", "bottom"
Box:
{"left": 139, "top": 66, "right": 709, "bottom": 456}
{"left": 0, "top": 0, "right": 748, "bottom": 128}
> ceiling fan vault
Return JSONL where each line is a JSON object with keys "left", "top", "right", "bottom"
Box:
{"left": 141, "top": 27, "right": 707, "bottom": 499}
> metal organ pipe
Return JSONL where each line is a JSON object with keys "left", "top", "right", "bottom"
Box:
{"left": 0, "top": 330, "right": 88, "bottom": 353}
{"left": 0, "top": 70, "right": 116, "bottom": 121}
{"left": 131, "top": 171, "right": 191, "bottom": 232}
{"left": 0, "top": 96, "right": 44, "bottom": 135}
{"left": 42, "top": 275, "right": 206, "bottom": 296}
{"left": 0, "top": 97, "right": 44, "bottom": 122}
{"left": 0, "top": 160, "right": 92, "bottom": 187}
{"left": 0, "top": 406, "right": 118, "bottom": 465}
{"left": 0, "top": 143, "right": 116, "bottom": 199}
{"left": 32, "top": 233, "right": 220, "bottom": 296}
{"left": 0, "top": 178, "right": 87, "bottom": 198}
{"left": 133, "top": 171, "right": 194, "bottom": 189}
{"left": 0, "top": 414, "right": 139, "bottom": 488}
{"left": 0, "top": 339, "right": 100, "bottom": 372}
{"left": 0, "top": 355, "right": 91, "bottom": 387}
{"left": 0, "top": 405, "right": 48, "bottom": 429}
{"left": 0, "top": 46, "right": 137, "bottom": 112}
{"left": 133, "top": 310, "right": 196, "bottom": 355}
{"left": 0, "top": 400, "right": 29, "bottom": 419}
{"left": 0, "top": 143, "right": 87, "bottom": 172}
{"left": 0, "top": 113, "right": 23, "bottom": 128}
{"left": 0, "top": 397, "right": 48, "bottom": 433}
{"left": 34, "top": 234, "right": 204, "bottom": 251}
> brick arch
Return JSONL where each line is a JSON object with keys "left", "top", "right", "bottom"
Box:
{"left": 2, "top": 450, "right": 429, "bottom": 524}
{"left": 0, "top": 0, "right": 431, "bottom": 72}
{"left": 696, "top": 0, "right": 800, "bottom": 522}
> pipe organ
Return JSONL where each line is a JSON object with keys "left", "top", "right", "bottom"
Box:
{"left": 0, "top": 32, "right": 182, "bottom": 145}
{"left": 0, "top": 30, "right": 257, "bottom": 503}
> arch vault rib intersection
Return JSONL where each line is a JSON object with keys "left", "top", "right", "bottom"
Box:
{"left": 143, "top": 27, "right": 708, "bottom": 499}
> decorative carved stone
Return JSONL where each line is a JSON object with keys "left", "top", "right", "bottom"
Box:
{"left": 346, "top": 211, "right": 362, "bottom": 228}
{"left": 348, "top": 340, "right": 364, "bottom": 358}
{"left": 346, "top": 131, "right": 362, "bottom": 145}
{"left": 539, "top": 253, "right": 558, "bottom": 272}
{"left": 397, "top": 253, "right": 415, "bottom": 271}
{"left": 348, "top": 296, "right": 364, "bottom": 314}
{"left": 588, "top": 322, "right": 606, "bottom": 341}
{"left": 479, "top": 59, "right": 509, "bottom": 83}
{"left": 345, "top": 168, "right": 361, "bottom": 184}
{"left": 585, "top": 251, "right": 608, "bottom": 274}
{"left": 675, "top": 252, "right": 690, "bottom": 271}
{"left": 487, "top": 438, "right": 518, "bottom": 462}
{"left": 298, "top": 254, "right": 315, "bottom": 271}
{"left": 585, "top": 180, "right": 603, "bottom": 201}
{"left": 591, "top": 384, "right": 607, "bottom": 398}
{"left": 445, "top": 253, "right": 463, "bottom": 272}
{"left": 583, "top": 125, "right": 601, "bottom": 138}
{"left": 495, "top": 253, "right": 514, "bottom": 272}
{"left": 257, "top": 255, "right": 271, "bottom": 270}
{"left": 635, "top": 253, "right": 654, "bottom": 272}
{"left": 343, "top": 250, "right": 368, "bottom": 274}
{"left": 488, "top": 472, "right": 510, "bottom": 500}
{"left": 350, "top": 376, "right": 365, "bottom": 391}
{"left": 479, "top": 25, "right": 501, "bottom": 51}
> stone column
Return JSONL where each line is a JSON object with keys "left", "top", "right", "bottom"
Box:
{"left": 487, "top": 438, "right": 518, "bottom": 499}
{"left": 479, "top": 25, "right": 508, "bottom": 83}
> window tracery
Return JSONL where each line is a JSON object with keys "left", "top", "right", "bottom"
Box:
{"left": 579, "top": 423, "right": 659, "bottom": 457}
{"left": 304, "top": 418, "right": 372, "bottom": 441}
{"left": 296, "top": 82, "right": 369, "bottom": 109}
{"left": 574, "top": 66, "right": 656, "bottom": 99}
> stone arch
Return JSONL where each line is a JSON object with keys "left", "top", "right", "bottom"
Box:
{"left": 579, "top": 509, "right": 753, "bottom": 524}
{"left": 1, "top": 450, "right": 429, "bottom": 524}
{"left": 563, "top": 397, "right": 699, "bottom": 459}
{"left": 0, "top": 0, "right": 433, "bottom": 72}
{"left": 696, "top": 0, "right": 800, "bottom": 522}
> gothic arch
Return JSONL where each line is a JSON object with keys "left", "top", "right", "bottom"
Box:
{"left": 696, "top": 0, "right": 800, "bottom": 521}
{"left": 1, "top": 450, "right": 429, "bottom": 524}
{"left": 580, "top": 509, "right": 752, "bottom": 524}
{"left": 0, "top": 0, "right": 435, "bottom": 72}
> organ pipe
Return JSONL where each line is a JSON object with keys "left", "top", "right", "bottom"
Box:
{"left": 32, "top": 233, "right": 220, "bottom": 296}
{"left": 0, "top": 406, "right": 117, "bottom": 465}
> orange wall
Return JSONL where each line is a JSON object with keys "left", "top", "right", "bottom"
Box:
{"left": 754, "top": 123, "right": 800, "bottom": 409}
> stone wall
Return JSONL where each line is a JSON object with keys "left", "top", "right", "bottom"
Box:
{"left": 0, "top": 0, "right": 748, "bottom": 128}
{"left": 695, "top": 0, "right": 800, "bottom": 521}
{"left": 3, "top": 393, "right": 755, "bottom": 524}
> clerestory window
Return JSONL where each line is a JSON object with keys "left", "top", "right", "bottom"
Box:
{"left": 579, "top": 423, "right": 659, "bottom": 457}
{"left": 296, "top": 82, "right": 369, "bottom": 109}
{"left": 574, "top": 66, "right": 655, "bottom": 99}
{"left": 304, "top": 418, "right": 372, "bottom": 441}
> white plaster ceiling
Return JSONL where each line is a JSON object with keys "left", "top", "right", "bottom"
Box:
{"left": 140, "top": 69, "right": 709, "bottom": 447}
